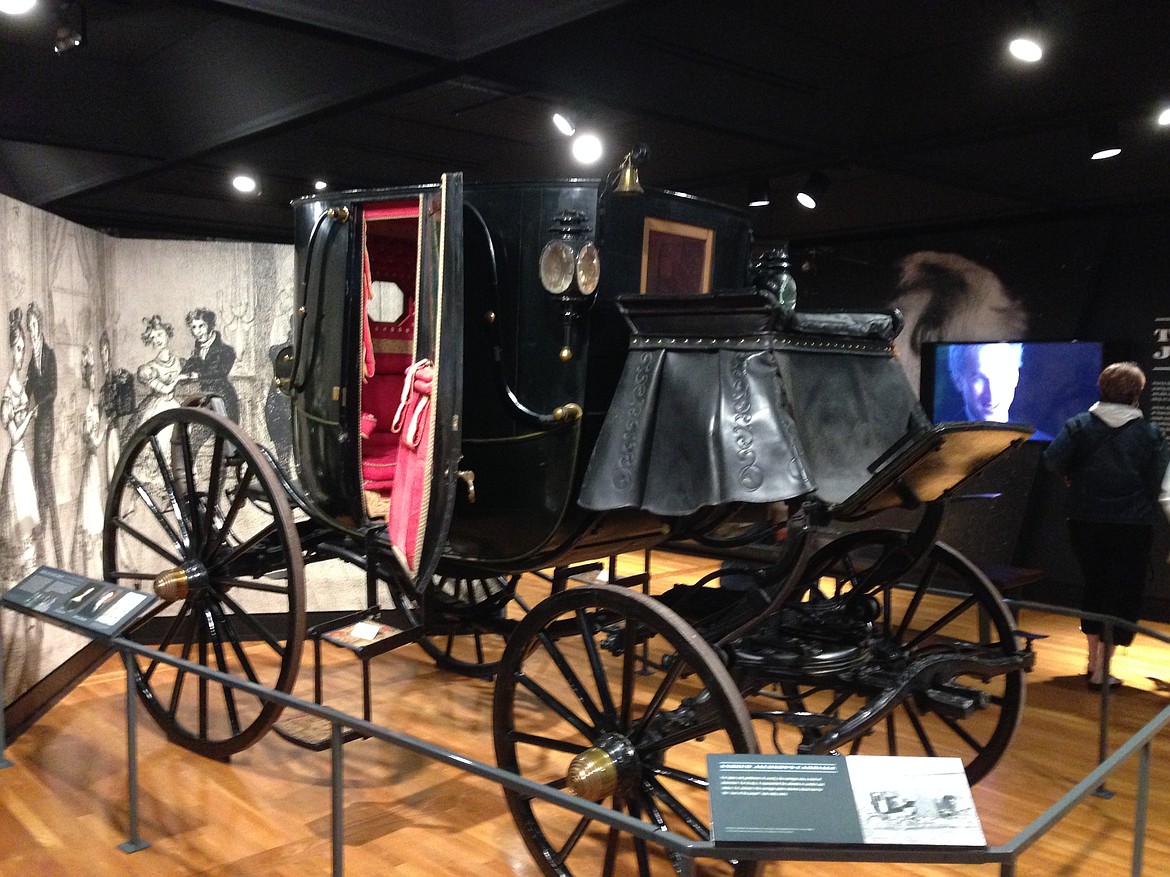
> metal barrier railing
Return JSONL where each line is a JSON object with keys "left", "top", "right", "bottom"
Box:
{"left": 3, "top": 601, "right": 1167, "bottom": 876}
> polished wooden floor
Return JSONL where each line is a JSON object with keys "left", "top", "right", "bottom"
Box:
{"left": 2, "top": 550, "right": 1169, "bottom": 877}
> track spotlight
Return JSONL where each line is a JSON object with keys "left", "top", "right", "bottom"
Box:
{"left": 571, "top": 132, "right": 603, "bottom": 164}
{"left": 0, "top": 0, "right": 37, "bottom": 15}
{"left": 231, "top": 173, "right": 259, "bottom": 194}
{"left": 796, "top": 172, "right": 829, "bottom": 209}
{"left": 748, "top": 180, "right": 771, "bottom": 208}
{"left": 1089, "top": 124, "right": 1121, "bottom": 160}
{"left": 1008, "top": 37, "right": 1042, "bottom": 62}
{"left": 552, "top": 111, "right": 576, "bottom": 137}
{"left": 53, "top": 1, "right": 85, "bottom": 54}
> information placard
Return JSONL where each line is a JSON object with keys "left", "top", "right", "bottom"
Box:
{"left": 708, "top": 754, "right": 985, "bottom": 847}
{"left": 2, "top": 566, "right": 158, "bottom": 639}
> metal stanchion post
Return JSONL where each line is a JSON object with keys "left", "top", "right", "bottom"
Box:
{"left": 332, "top": 722, "right": 345, "bottom": 877}
{"left": 1094, "top": 622, "right": 1115, "bottom": 798}
{"left": 1131, "top": 741, "right": 1151, "bottom": 876}
{"left": 0, "top": 610, "right": 13, "bottom": 769}
{"left": 117, "top": 650, "right": 150, "bottom": 853}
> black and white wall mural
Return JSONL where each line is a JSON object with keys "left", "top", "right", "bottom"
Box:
{"left": 0, "top": 194, "right": 309, "bottom": 707}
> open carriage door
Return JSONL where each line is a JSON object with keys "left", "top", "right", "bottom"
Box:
{"left": 381, "top": 174, "right": 463, "bottom": 583}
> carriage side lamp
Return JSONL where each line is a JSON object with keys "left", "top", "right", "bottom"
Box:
{"left": 539, "top": 211, "right": 600, "bottom": 362}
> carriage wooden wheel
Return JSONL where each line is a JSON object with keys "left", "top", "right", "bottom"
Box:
{"left": 103, "top": 406, "right": 306, "bottom": 760}
{"left": 760, "top": 528, "right": 1025, "bottom": 783}
{"left": 493, "top": 585, "right": 760, "bottom": 877}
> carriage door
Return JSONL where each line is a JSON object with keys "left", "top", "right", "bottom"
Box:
{"left": 360, "top": 174, "right": 463, "bottom": 583}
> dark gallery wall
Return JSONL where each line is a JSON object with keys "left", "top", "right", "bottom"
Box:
{"left": 789, "top": 210, "right": 1170, "bottom": 621}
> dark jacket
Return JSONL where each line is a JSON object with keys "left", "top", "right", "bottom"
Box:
{"left": 1043, "top": 407, "right": 1170, "bottom": 525}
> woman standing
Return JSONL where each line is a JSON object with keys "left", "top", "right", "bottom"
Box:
{"left": 1043, "top": 362, "right": 1170, "bottom": 689}
{"left": 0, "top": 307, "right": 40, "bottom": 581}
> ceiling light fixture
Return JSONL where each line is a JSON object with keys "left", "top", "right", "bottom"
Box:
{"left": 53, "top": 1, "right": 85, "bottom": 53}
{"left": 1158, "top": 107, "right": 1170, "bottom": 127}
{"left": 796, "top": 172, "right": 829, "bottom": 209}
{"left": 314, "top": 180, "right": 328, "bottom": 191}
{"left": 1008, "top": 37, "right": 1042, "bottom": 62}
{"left": 231, "top": 174, "right": 259, "bottom": 194}
{"left": 0, "top": 0, "right": 37, "bottom": 15}
{"left": 1090, "top": 124, "right": 1121, "bottom": 160}
{"left": 552, "top": 112, "right": 575, "bottom": 137}
{"left": 571, "top": 132, "right": 603, "bottom": 164}
{"left": 748, "top": 180, "right": 770, "bottom": 208}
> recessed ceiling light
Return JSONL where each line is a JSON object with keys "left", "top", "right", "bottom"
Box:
{"left": 1008, "top": 37, "right": 1043, "bottom": 63}
{"left": 571, "top": 132, "right": 603, "bottom": 164}
{"left": 1158, "top": 107, "right": 1170, "bottom": 127}
{"left": 0, "top": 0, "right": 37, "bottom": 15}
{"left": 314, "top": 180, "right": 328, "bottom": 191}
{"left": 552, "top": 112, "right": 575, "bottom": 137}
{"left": 232, "top": 174, "right": 258, "bottom": 194}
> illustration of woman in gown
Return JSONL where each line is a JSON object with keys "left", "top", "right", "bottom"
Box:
{"left": 1, "top": 307, "right": 43, "bottom": 701}
{"left": 69, "top": 346, "right": 105, "bottom": 575}
{"left": 132, "top": 314, "right": 182, "bottom": 438}
{"left": 0, "top": 306, "right": 40, "bottom": 582}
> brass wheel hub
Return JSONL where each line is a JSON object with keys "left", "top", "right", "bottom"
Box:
{"left": 153, "top": 561, "right": 210, "bottom": 602}
{"left": 565, "top": 733, "right": 639, "bottom": 801}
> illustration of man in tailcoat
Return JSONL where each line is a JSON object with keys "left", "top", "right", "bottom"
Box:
{"left": 181, "top": 307, "right": 239, "bottom": 421}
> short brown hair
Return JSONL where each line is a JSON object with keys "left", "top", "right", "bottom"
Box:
{"left": 1098, "top": 361, "right": 1145, "bottom": 405}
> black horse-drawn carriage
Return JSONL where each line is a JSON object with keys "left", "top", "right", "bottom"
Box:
{"left": 102, "top": 167, "right": 1035, "bottom": 876}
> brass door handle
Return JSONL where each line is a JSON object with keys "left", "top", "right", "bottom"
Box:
{"left": 457, "top": 469, "right": 476, "bottom": 503}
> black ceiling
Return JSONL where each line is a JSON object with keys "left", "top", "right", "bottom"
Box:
{"left": 2, "top": 0, "right": 1169, "bottom": 244}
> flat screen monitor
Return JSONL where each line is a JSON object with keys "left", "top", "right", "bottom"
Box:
{"left": 922, "top": 340, "right": 1103, "bottom": 441}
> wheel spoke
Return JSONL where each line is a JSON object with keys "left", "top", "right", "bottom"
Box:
{"left": 939, "top": 712, "right": 986, "bottom": 754}
{"left": 649, "top": 764, "right": 709, "bottom": 790}
{"left": 175, "top": 423, "right": 202, "bottom": 549}
{"left": 143, "top": 596, "right": 196, "bottom": 683}
{"left": 205, "top": 466, "right": 256, "bottom": 561}
{"left": 536, "top": 631, "right": 606, "bottom": 728}
{"left": 515, "top": 671, "right": 597, "bottom": 741}
{"left": 111, "top": 515, "right": 182, "bottom": 567}
{"left": 217, "top": 589, "right": 286, "bottom": 656}
{"left": 578, "top": 608, "right": 618, "bottom": 724}
{"left": 903, "top": 701, "right": 936, "bottom": 756}
{"left": 201, "top": 435, "right": 228, "bottom": 549}
{"left": 205, "top": 600, "right": 242, "bottom": 736}
{"left": 639, "top": 788, "right": 691, "bottom": 875}
{"left": 646, "top": 776, "right": 711, "bottom": 839}
{"left": 631, "top": 649, "right": 686, "bottom": 743}
{"left": 210, "top": 515, "right": 279, "bottom": 573}
{"left": 123, "top": 471, "right": 184, "bottom": 551}
{"left": 904, "top": 594, "right": 979, "bottom": 650}
{"left": 146, "top": 435, "right": 194, "bottom": 547}
{"left": 213, "top": 575, "right": 291, "bottom": 595}
{"left": 893, "top": 557, "right": 936, "bottom": 642}
{"left": 506, "top": 729, "right": 588, "bottom": 756}
{"left": 553, "top": 815, "right": 593, "bottom": 867}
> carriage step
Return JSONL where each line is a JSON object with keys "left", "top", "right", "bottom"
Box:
{"left": 315, "top": 611, "right": 422, "bottom": 660}
{"left": 274, "top": 712, "right": 365, "bottom": 751}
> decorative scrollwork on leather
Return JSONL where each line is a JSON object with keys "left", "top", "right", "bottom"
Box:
{"left": 613, "top": 352, "right": 655, "bottom": 491}
{"left": 729, "top": 352, "right": 764, "bottom": 491}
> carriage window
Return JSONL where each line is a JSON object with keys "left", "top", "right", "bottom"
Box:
{"left": 639, "top": 217, "right": 714, "bottom": 295}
